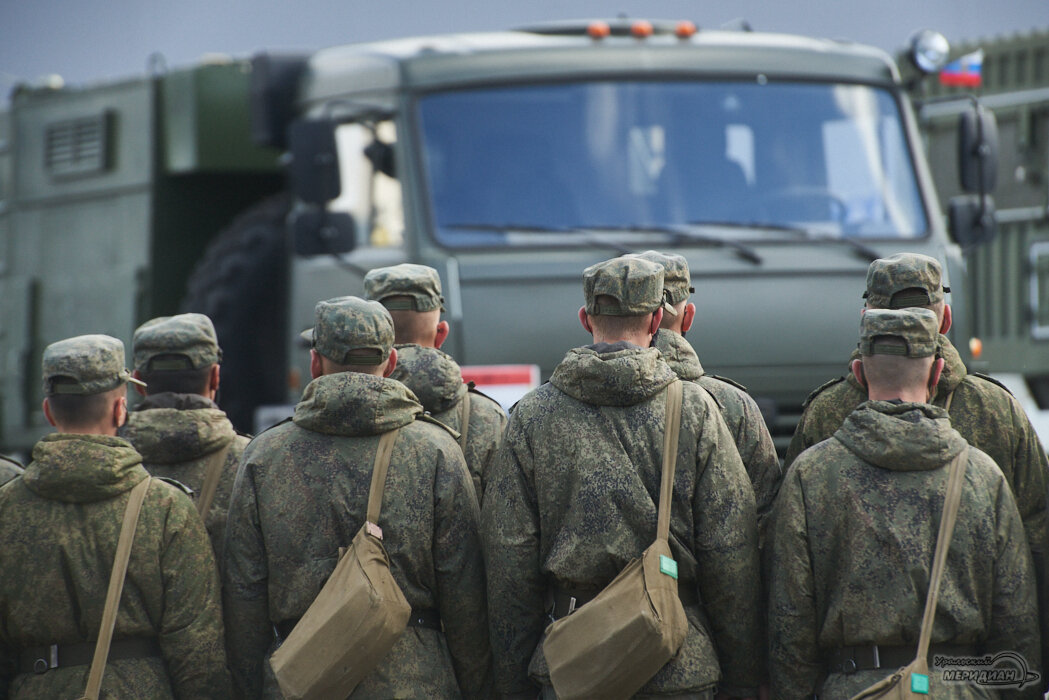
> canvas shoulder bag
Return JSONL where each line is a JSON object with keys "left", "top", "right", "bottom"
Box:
{"left": 270, "top": 428, "right": 412, "bottom": 700}
{"left": 849, "top": 447, "right": 968, "bottom": 700}
{"left": 542, "top": 379, "right": 689, "bottom": 700}
{"left": 78, "top": 476, "right": 152, "bottom": 700}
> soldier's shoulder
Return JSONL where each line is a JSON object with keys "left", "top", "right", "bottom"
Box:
{"left": 965, "top": 372, "right": 1015, "bottom": 398}
{"left": 467, "top": 385, "right": 506, "bottom": 414}
{"left": 789, "top": 435, "right": 850, "bottom": 477}
{"left": 802, "top": 376, "right": 849, "bottom": 409}
{"left": 413, "top": 413, "right": 459, "bottom": 440}
{"left": 705, "top": 373, "right": 749, "bottom": 394}
{"left": 154, "top": 476, "right": 195, "bottom": 497}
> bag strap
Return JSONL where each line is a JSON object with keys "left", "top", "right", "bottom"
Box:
{"left": 943, "top": 388, "right": 956, "bottom": 413}
{"left": 915, "top": 447, "right": 968, "bottom": 660}
{"left": 366, "top": 428, "right": 401, "bottom": 525}
{"left": 195, "top": 444, "right": 231, "bottom": 518}
{"left": 458, "top": 390, "right": 471, "bottom": 452}
{"left": 656, "top": 380, "right": 684, "bottom": 542}
{"left": 81, "top": 476, "right": 152, "bottom": 700}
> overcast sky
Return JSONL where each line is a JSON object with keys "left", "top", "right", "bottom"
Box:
{"left": 1, "top": 0, "right": 1045, "bottom": 102}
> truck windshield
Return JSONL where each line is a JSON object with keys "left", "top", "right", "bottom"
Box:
{"left": 417, "top": 80, "right": 927, "bottom": 247}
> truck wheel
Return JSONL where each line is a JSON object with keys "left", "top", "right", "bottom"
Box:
{"left": 180, "top": 194, "right": 291, "bottom": 433}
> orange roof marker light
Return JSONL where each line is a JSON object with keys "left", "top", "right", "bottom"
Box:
{"left": 675, "top": 21, "right": 698, "bottom": 39}
{"left": 631, "top": 20, "right": 654, "bottom": 39}
{"left": 587, "top": 21, "right": 611, "bottom": 40}
{"left": 969, "top": 337, "right": 983, "bottom": 360}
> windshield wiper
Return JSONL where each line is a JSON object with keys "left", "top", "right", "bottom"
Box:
{"left": 691, "top": 219, "right": 881, "bottom": 263}
{"left": 601, "top": 223, "right": 763, "bottom": 265}
{"left": 444, "top": 222, "right": 641, "bottom": 255}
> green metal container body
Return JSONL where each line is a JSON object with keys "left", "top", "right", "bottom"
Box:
{"left": 910, "top": 30, "right": 1049, "bottom": 398}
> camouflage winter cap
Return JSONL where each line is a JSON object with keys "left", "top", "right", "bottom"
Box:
{"left": 858, "top": 308, "right": 939, "bottom": 358}
{"left": 583, "top": 256, "right": 677, "bottom": 317}
{"left": 863, "top": 253, "right": 950, "bottom": 309}
{"left": 300, "top": 296, "right": 394, "bottom": 365}
{"left": 132, "top": 313, "right": 222, "bottom": 371}
{"left": 364, "top": 263, "right": 446, "bottom": 312}
{"left": 632, "top": 250, "right": 694, "bottom": 304}
{"left": 42, "top": 334, "right": 147, "bottom": 395}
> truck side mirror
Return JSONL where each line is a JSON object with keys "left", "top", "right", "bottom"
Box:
{"left": 948, "top": 194, "right": 996, "bottom": 248}
{"left": 288, "top": 119, "right": 342, "bottom": 204}
{"left": 290, "top": 206, "right": 356, "bottom": 256}
{"left": 958, "top": 105, "right": 998, "bottom": 194}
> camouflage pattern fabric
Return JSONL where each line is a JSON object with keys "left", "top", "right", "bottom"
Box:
{"left": 767, "top": 401, "right": 1040, "bottom": 699}
{"left": 481, "top": 345, "right": 762, "bottom": 696}
{"left": 784, "top": 334, "right": 1049, "bottom": 561}
{"left": 222, "top": 371, "right": 492, "bottom": 699}
{"left": 42, "top": 333, "right": 144, "bottom": 395}
{"left": 631, "top": 250, "right": 693, "bottom": 305}
{"left": 0, "top": 433, "right": 231, "bottom": 698}
{"left": 364, "top": 263, "right": 446, "bottom": 312}
{"left": 583, "top": 256, "right": 673, "bottom": 317}
{"left": 133, "top": 313, "right": 222, "bottom": 370}
{"left": 0, "top": 457, "right": 22, "bottom": 488}
{"left": 390, "top": 344, "right": 507, "bottom": 498}
{"left": 300, "top": 296, "right": 394, "bottom": 365}
{"left": 859, "top": 308, "right": 939, "bottom": 357}
{"left": 120, "top": 392, "right": 249, "bottom": 562}
{"left": 654, "top": 330, "right": 781, "bottom": 543}
{"left": 863, "top": 252, "right": 948, "bottom": 308}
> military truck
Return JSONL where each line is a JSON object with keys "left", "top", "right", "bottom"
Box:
{"left": 905, "top": 29, "right": 1049, "bottom": 413}
{"left": 0, "top": 20, "right": 996, "bottom": 454}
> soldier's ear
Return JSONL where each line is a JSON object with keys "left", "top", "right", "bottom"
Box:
{"left": 43, "top": 399, "right": 57, "bottom": 428}
{"left": 680, "top": 303, "right": 696, "bottom": 333}
{"left": 940, "top": 304, "right": 952, "bottom": 335}
{"left": 850, "top": 359, "right": 867, "bottom": 389}
{"left": 578, "top": 307, "right": 594, "bottom": 335}
{"left": 382, "top": 347, "right": 398, "bottom": 378}
{"left": 131, "top": 370, "right": 147, "bottom": 397}
{"left": 928, "top": 357, "right": 945, "bottom": 394}
{"left": 434, "top": 320, "right": 450, "bottom": 349}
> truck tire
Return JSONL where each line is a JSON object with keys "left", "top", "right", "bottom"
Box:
{"left": 180, "top": 194, "right": 291, "bottom": 433}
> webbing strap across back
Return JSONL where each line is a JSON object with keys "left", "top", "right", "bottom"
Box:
{"left": 80, "top": 476, "right": 152, "bottom": 700}
{"left": 915, "top": 447, "right": 968, "bottom": 660}
{"left": 366, "top": 428, "right": 401, "bottom": 525}
{"left": 656, "top": 380, "right": 683, "bottom": 541}
{"left": 458, "top": 391, "right": 471, "bottom": 452}
{"left": 195, "top": 444, "right": 230, "bottom": 518}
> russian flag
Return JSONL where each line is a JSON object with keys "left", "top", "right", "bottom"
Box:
{"left": 940, "top": 49, "right": 984, "bottom": 88}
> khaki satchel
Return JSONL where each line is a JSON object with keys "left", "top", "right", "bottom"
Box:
{"left": 78, "top": 476, "right": 152, "bottom": 700}
{"left": 543, "top": 379, "right": 689, "bottom": 700}
{"left": 849, "top": 448, "right": 967, "bottom": 700}
{"left": 269, "top": 428, "right": 412, "bottom": 700}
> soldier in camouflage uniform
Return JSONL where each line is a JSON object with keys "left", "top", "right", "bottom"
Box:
{"left": 783, "top": 252, "right": 1049, "bottom": 686}
{"left": 223, "top": 296, "right": 492, "bottom": 699}
{"left": 482, "top": 257, "right": 763, "bottom": 699}
{"left": 767, "top": 308, "right": 1040, "bottom": 699}
{"left": 634, "top": 250, "right": 780, "bottom": 541}
{"left": 365, "top": 263, "right": 507, "bottom": 498}
{"left": 120, "top": 313, "right": 250, "bottom": 560}
{"left": 0, "top": 334, "right": 231, "bottom": 698}
{"left": 0, "top": 455, "right": 22, "bottom": 487}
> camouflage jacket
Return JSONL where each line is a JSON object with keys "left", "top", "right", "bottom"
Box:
{"left": 767, "top": 401, "right": 1040, "bottom": 699}
{"left": 0, "top": 433, "right": 231, "bottom": 699}
{"left": 390, "top": 344, "right": 507, "bottom": 499}
{"left": 784, "top": 335, "right": 1049, "bottom": 558}
{"left": 121, "top": 392, "right": 249, "bottom": 561}
{"left": 481, "top": 344, "right": 762, "bottom": 696}
{"left": 654, "top": 330, "right": 781, "bottom": 541}
{"left": 0, "top": 457, "right": 22, "bottom": 488}
{"left": 222, "top": 371, "right": 492, "bottom": 699}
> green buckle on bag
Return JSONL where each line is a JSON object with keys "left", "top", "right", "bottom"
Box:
{"left": 659, "top": 555, "right": 678, "bottom": 579}
{"left": 910, "top": 672, "right": 929, "bottom": 694}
